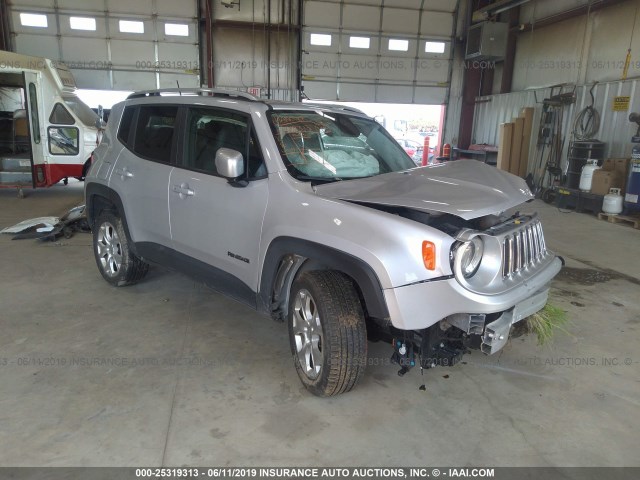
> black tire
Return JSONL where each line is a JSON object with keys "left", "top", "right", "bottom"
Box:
{"left": 542, "top": 188, "right": 557, "bottom": 205}
{"left": 77, "top": 159, "right": 91, "bottom": 181}
{"left": 93, "top": 211, "right": 149, "bottom": 286}
{"left": 288, "top": 270, "right": 367, "bottom": 396}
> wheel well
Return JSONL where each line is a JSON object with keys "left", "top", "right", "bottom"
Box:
{"left": 259, "top": 238, "right": 390, "bottom": 324}
{"left": 87, "top": 194, "right": 116, "bottom": 228}
{"left": 82, "top": 158, "right": 92, "bottom": 178}
{"left": 297, "top": 259, "right": 371, "bottom": 316}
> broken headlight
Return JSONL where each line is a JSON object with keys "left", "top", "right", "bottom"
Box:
{"left": 454, "top": 236, "right": 484, "bottom": 279}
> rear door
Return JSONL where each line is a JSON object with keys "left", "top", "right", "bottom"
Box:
{"left": 168, "top": 106, "right": 269, "bottom": 299}
{"left": 110, "top": 104, "right": 177, "bottom": 246}
{"left": 22, "top": 72, "right": 45, "bottom": 187}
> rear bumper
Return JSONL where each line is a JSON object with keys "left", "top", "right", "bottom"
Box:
{"left": 383, "top": 255, "right": 562, "bottom": 330}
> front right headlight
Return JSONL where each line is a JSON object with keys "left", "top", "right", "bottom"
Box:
{"left": 454, "top": 236, "right": 484, "bottom": 279}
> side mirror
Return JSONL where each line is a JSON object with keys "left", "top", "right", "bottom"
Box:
{"left": 215, "top": 148, "right": 245, "bottom": 180}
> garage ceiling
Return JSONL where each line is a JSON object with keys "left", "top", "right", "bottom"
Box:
{"left": 8, "top": 0, "right": 200, "bottom": 90}
{"left": 302, "top": 0, "right": 458, "bottom": 104}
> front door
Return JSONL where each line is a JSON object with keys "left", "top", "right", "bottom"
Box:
{"left": 169, "top": 106, "right": 269, "bottom": 300}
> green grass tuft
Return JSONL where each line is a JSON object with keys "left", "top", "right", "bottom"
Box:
{"left": 526, "top": 303, "right": 570, "bottom": 346}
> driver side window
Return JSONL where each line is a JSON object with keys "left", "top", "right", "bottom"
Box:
{"left": 183, "top": 108, "right": 266, "bottom": 178}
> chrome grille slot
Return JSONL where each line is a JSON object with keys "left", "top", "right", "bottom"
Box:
{"left": 502, "top": 220, "right": 547, "bottom": 278}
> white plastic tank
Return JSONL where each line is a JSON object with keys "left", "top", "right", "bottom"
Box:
{"left": 603, "top": 188, "right": 624, "bottom": 215}
{"left": 579, "top": 159, "right": 600, "bottom": 192}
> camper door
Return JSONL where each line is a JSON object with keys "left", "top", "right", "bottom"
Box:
{"left": 22, "top": 71, "right": 45, "bottom": 187}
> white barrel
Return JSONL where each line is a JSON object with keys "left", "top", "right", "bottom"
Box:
{"left": 579, "top": 159, "right": 600, "bottom": 192}
{"left": 603, "top": 188, "right": 623, "bottom": 215}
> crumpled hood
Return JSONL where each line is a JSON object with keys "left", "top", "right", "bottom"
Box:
{"left": 313, "top": 160, "right": 533, "bottom": 220}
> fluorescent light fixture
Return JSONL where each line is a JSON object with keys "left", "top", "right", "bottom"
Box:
{"left": 388, "top": 39, "right": 409, "bottom": 51}
{"left": 70, "top": 16, "right": 96, "bottom": 31}
{"left": 20, "top": 13, "right": 48, "bottom": 28}
{"left": 119, "top": 20, "right": 144, "bottom": 34}
{"left": 310, "top": 33, "right": 332, "bottom": 46}
{"left": 349, "top": 36, "right": 370, "bottom": 49}
{"left": 165, "top": 23, "right": 188, "bottom": 36}
{"left": 425, "top": 41, "right": 445, "bottom": 53}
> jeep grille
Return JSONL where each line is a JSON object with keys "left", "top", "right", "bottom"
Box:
{"left": 502, "top": 220, "right": 547, "bottom": 277}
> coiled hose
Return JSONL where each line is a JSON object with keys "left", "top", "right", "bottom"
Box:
{"left": 572, "top": 83, "right": 601, "bottom": 140}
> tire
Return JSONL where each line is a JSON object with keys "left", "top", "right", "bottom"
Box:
{"left": 288, "top": 270, "right": 367, "bottom": 396}
{"left": 542, "top": 188, "right": 557, "bottom": 205}
{"left": 76, "top": 159, "right": 91, "bottom": 181}
{"left": 93, "top": 211, "right": 149, "bottom": 286}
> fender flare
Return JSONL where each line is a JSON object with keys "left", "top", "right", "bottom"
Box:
{"left": 259, "top": 237, "right": 390, "bottom": 321}
{"left": 85, "top": 183, "right": 138, "bottom": 254}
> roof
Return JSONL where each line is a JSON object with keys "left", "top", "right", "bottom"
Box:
{"left": 124, "top": 88, "right": 370, "bottom": 117}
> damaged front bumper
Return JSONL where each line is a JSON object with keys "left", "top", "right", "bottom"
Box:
{"left": 383, "top": 254, "right": 562, "bottom": 331}
{"left": 449, "top": 287, "right": 549, "bottom": 354}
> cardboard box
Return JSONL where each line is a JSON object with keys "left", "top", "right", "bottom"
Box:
{"left": 600, "top": 158, "right": 631, "bottom": 193}
{"left": 591, "top": 169, "right": 624, "bottom": 196}
{"left": 518, "top": 107, "right": 534, "bottom": 178}
{"left": 509, "top": 117, "right": 524, "bottom": 176}
{"left": 496, "top": 122, "right": 514, "bottom": 171}
{"left": 604, "top": 157, "right": 630, "bottom": 175}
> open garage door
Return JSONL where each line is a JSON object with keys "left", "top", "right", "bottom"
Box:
{"left": 8, "top": 0, "right": 199, "bottom": 90}
{"left": 302, "top": 0, "right": 458, "bottom": 104}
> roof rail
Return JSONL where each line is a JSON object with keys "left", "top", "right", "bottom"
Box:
{"left": 127, "top": 88, "right": 259, "bottom": 101}
{"left": 303, "top": 102, "right": 367, "bottom": 115}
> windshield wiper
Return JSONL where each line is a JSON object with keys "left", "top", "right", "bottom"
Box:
{"left": 295, "top": 175, "right": 343, "bottom": 185}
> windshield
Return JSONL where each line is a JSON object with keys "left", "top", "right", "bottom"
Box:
{"left": 269, "top": 111, "right": 416, "bottom": 182}
{"left": 63, "top": 96, "right": 99, "bottom": 126}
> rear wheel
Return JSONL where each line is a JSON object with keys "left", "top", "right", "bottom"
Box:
{"left": 93, "top": 211, "right": 148, "bottom": 286}
{"left": 288, "top": 270, "right": 367, "bottom": 396}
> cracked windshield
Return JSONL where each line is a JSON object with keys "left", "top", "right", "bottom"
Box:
{"left": 269, "top": 111, "right": 416, "bottom": 182}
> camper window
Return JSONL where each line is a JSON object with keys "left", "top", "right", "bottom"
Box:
{"left": 48, "top": 126, "right": 79, "bottom": 156}
{"left": 28, "top": 83, "right": 40, "bottom": 144}
{"left": 62, "top": 96, "right": 98, "bottom": 126}
{"left": 49, "top": 103, "right": 75, "bottom": 125}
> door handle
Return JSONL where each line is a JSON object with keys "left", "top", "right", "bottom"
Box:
{"left": 115, "top": 167, "right": 134, "bottom": 179}
{"left": 172, "top": 183, "right": 195, "bottom": 198}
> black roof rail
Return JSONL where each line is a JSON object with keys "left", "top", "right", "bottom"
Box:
{"left": 302, "top": 102, "right": 367, "bottom": 115}
{"left": 127, "top": 88, "right": 259, "bottom": 101}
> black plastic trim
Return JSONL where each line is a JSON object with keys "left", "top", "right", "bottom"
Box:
{"left": 259, "top": 237, "right": 390, "bottom": 320}
{"left": 135, "top": 242, "right": 257, "bottom": 309}
{"left": 84, "top": 183, "right": 138, "bottom": 255}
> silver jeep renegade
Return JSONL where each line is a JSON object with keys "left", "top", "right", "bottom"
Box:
{"left": 85, "top": 89, "right": 562, "bottom": 396}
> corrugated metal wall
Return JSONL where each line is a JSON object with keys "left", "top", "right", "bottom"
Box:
{"left": 473, "top": 78, "right": 640, "bottom": 176}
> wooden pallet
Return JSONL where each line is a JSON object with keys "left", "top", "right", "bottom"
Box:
{"left": 597, "top": 212, "right": 640, "bottom": 229}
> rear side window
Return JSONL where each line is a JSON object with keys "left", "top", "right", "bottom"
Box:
{"left": 117, "top": 106, "right": 135, "bottom": 148}
{"left": 132, "top": 105, "right": 178, "bottom": 163}
{"left": 49, "top": 103, "right": 75, "bottom": 125}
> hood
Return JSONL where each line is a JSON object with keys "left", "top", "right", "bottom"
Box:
{"left": 313, "top": 160, "right": 533, "bottom": 220}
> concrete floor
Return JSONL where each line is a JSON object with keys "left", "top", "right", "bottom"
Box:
{"left": 0, "top": 180, "right": 639, "bottom": 467}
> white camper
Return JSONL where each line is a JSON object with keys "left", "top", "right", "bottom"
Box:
{"left": 0, "top": 50, "right": 100, "bottom": 189}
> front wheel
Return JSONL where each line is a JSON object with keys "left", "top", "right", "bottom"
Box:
{"left": 288, "top": 271, "right": 367, "bottom": 396}
{"left": 93, "top": 211, "right": 149, "bottom": 286}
